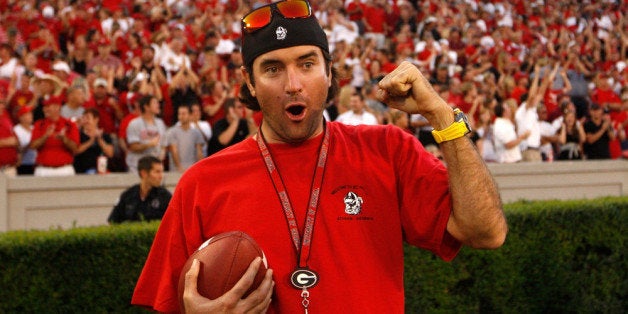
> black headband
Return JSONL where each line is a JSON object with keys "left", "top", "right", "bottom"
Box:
{"left": 241, "top": 14, "right": 329, "bottom": 67}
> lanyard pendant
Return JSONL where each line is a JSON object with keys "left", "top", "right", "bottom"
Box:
{"left": 290, "top": 268, "right": 319, "bottom": 289}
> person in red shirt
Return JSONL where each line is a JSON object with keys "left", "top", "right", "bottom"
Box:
{"left": 29, "top": 95, "right": 79, "bottom": 176}
{"left": 0, "top": 94, "right": 18, "bottom": 176}
{"left": 201, "top": 80, "right": 228, "bottom": 126}
{"left": 363, "top": 0, "right": 389, "bottom": 49}
{"left": 510, "top": 71, "right": 529, "bottom": 104}
{"left": 28, "top": 27, "right": 60, "bottom": 73}
{"left": 133, "top": 2, "right": 507, "bottom": 312}
{"left": 7, "top": 72, "right": 35, "bottom": 123}
{"left": 86, "top": 78, "right": 124, "bottom": 136}
{"left": 591, "top": 73, "right": 622, "bottom": 115}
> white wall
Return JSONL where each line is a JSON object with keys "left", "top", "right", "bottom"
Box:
{"left": 1, "top": 160, "right": 627, "bottom": 232}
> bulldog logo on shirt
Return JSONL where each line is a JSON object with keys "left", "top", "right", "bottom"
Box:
{"left": 343, "top": 191, "right": 363, "bottom": 215}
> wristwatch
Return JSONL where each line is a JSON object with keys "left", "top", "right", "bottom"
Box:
{"left": 431, "top": 108, "right": 472, "bottom": 143}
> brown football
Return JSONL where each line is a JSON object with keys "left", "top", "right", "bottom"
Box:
{"left": 177, "top": 231, "right": 268, "bottom": 308}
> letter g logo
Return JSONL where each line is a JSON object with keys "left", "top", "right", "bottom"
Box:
{"left": 290, "top": 269, "right": 319, "bottom": 289}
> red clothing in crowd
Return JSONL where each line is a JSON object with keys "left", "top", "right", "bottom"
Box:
{"left": 591, "top": 88, "right": 622, "bottom": 108}
{"left": 118, "top": 112, "right": 140, "bottom": 143}
{"left": 201, "top": 94, "right": 225, "bottom": 126}
{"left": 7, "top": 89, "right": 34, "bottom": 122}
{"left": 0, "top": 111, "right": 18, "bottom": 166}
{"left": 543, "top": 88, "right": 563, "bottom": 122}
{"left": 31, "top": 117, "right": 80, "bottom": 167}
{"left": 364, "top": 3, "right": 387, "bottom": 34}
{"left": 86, "top": 95, "right": 119, "bottom": 135}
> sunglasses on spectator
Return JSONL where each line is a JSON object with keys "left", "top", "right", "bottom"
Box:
{"left": 241, "top": 0, "right": 312, "bottom": 34}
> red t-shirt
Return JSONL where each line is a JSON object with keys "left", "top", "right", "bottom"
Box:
{"left": 86, "top": 95, "right": 118, "bottom": 134}
{"left": 31, "top": 117, "right": 79, "bottom": 167}
{"left": 132, "top": 122, "right": 460, "bottom": 312}
{"left": 543, "top": 88, "right": 563, "bottom": 122}
{"left": 0, "top": 112, "right": 18, "bottom": 166}
{"left": 591, "top": 88, "right": 621, "bottom": 108}
{"left": 364, "top": 5, "right": 387, "bottom": 34}
{"left": 201, "top": 95, "right": 225, "bottom": 126}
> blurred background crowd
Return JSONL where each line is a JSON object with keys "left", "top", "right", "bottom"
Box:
{"left": 0, "top": 0, "right": 627, "bottom": 177}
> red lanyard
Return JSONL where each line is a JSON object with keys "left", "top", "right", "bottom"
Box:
{"left": 256, "top": 123, "right": 330, "bottom": 269}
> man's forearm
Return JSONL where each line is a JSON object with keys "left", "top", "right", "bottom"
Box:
{"left": 441, "top": 136, "right": 507, "bottom": 249}
{"left": 29, "top": 135, "right": 48, "bottom": 149}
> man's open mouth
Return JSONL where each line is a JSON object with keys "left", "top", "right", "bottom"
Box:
{"left": 286, "top": 105, "right": 306, "bottom": 117}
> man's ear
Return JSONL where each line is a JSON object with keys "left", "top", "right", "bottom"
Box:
{"left": 327, "top": 64, "right": 333, "bottom": 88}
{"left": 241, "top": 66, "right": 256, "bottom": 97}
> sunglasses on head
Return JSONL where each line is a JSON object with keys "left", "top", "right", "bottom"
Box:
{"left": 241, "top": 0, "right": 312, "bottom": 34}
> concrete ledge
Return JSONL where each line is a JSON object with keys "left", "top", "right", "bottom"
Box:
{"left": 1, "top": 160, "right": 626, "bottom": 232}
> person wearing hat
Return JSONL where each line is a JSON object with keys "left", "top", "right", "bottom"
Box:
{"left": 7, "top": 72, "right": 36, "bottom": 123}
{"left": 28, "top": 95, "right": 80, "bottom": 176}
{"left": 52, "top": 60, "right": 80, "bottom": 86}
{"left": 86, "top": 77, "right": 123, "bottom": 136}
{"left": 133, "top": 1, "right": 507, "bottom": 312}
{"left": 32, "top": 73, "right": 64, "bottom": 121}
{"left": 0, "top": 94, "right": 19, "bottom": 176}
{"left": 12, "top": 105, "right": 37, "bottom": 175}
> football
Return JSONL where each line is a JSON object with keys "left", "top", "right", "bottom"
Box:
{"left": 177, "top": 231, "right": 268, "bottom": 304}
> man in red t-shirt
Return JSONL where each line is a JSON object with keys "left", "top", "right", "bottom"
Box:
{"left": 7, "top": 73, "right": 35, "bottom": 123}
{"left": 0, "top": 95, "right": 18, "bottom": 176}
{"left": 363, "top": 0, "right": 389, "bottom": 49}
{"left": 86, "top": 78, "right": 124, "bottom": 136}
{"left": 29, "top": 95, "right": 79, "bottom": 176}
{"left": 132, "top": 2, "right": 507, "bottom": 313}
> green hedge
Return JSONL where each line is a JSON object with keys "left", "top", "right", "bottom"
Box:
{"left": 0, "top": 197, "right": 626, "bottom": 313}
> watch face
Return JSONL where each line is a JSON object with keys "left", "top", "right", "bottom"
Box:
{"left": 455, "top": 110, "right": 472, "bottom": 133}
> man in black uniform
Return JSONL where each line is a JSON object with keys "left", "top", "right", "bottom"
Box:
{"left": 108, "top": 156, "right": 172, "bottom": 223}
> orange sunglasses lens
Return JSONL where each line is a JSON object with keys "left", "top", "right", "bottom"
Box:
{"left": 242, "top": 6, "right": 271, "bottom": 33}
{"left": 277, "top": 0, "right": 310, "bottom": 19}
{"left": 242, "top": 0, "right": 311, "bottom": 33}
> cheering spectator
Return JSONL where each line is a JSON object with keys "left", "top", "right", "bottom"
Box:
{"left": 29, "top": 96, "right": 79, "bottom": 176}
{"left": 0, "top": 94, "right": 18, "bottom": 176}
{"left": 73, "top": 108, "right": 114, "bottom": 174}
{"left": 7, "top": 71, "right": 36, "bottom": 122}
{"left": 86, "top": 78, "right": 123, "bottom": 136}
{"left": 557, "top": 109, "right": 586, "bottom": 160}
{"left": 13, "top": 106, "right": 37, "bottom": 175}
{"left": 583, "top": 103, "right": 615, "bottom": 160}
{"left": 207, "top": 97, "right": 256, "bottom": 156}
{"left": 493, "top": 102, "right": 529, "bottom": 163}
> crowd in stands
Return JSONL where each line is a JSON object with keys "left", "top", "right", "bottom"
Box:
{"left": 1, "top": 0, "right": 627, "bottom": 176}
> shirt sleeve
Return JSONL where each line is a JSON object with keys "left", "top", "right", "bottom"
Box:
{"left": 390, "top": 126, "right": 461, "bottom": 261}
{"left": 126, "top": 120, "right": 140, "bottom": 144}
{"left": 67, "top": 121, "right": 80, "bottom": 144}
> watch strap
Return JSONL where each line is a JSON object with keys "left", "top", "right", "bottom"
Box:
{"left": 431, "top": 109, "right": 471, "bottom": 143}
